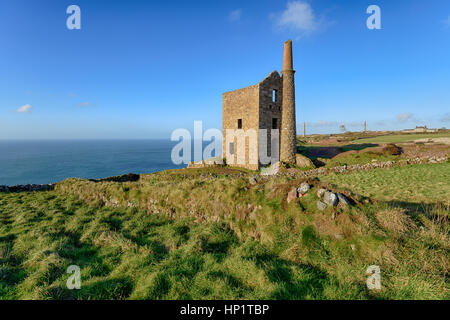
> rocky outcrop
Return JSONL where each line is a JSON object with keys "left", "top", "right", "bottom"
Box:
{"left": 295, "top": 154, "right": 315, "bottom": 169}
{"left": 90, "top": 173, "right": 140, "bottom": 183}
{"left": 323, "top": 191, "right": 338, "bottom": 206}
{"left": 1, "top": 173, "right": 140, "bottom": 193}
{"left": 287, "top": 182, "right": 313, "bottom": 203}
{"left": 337, "top": 193, "right": 350, "bottom": 206}
{"left": 0, "top": 184, "right": 55, "bottom": 193}
{"left": 316, "top": 189, "right": 352, "bottom": 210}
{"left": 260, "top": 162, "right": 280, "bottom": 176}
{"left": 187, "top": 157, "right": 224, "bottom": 169}
{"left": 248, "top": 176, "right": 258, "bottom": 185}
{"left": 287, "top": 188, "right": 298, "bottom": 203}
{"left": 317, "top": 200, "right": 327, "bottom": 211}
{"left": 297, "top": 182, "right": 310, "bottom": 195}
{"left": 317, "top": 188, "right": 326, "bottom": 198}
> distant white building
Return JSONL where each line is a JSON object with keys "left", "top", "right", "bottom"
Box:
{"left": 403, "top": 125, "right": 438, "bottom": 133}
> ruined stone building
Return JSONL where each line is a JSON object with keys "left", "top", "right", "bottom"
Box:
{"left": 222, "top": 40, "right": 297, "bottom": 170}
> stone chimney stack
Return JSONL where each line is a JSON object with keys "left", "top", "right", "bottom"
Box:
{"left": 280, "top": 40, "right": 297, "bottom": 163}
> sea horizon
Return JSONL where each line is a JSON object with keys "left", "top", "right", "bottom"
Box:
{"left": 0, "top": 139, "right": 198, "bottom": 185}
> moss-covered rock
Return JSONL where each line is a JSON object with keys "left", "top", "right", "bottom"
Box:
{"left": 295, "top": 154, "right": 316, "bottom": 169}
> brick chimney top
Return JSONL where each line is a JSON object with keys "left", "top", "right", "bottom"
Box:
{"left": 282, "top": 40, "right": 294, "bottom": 71}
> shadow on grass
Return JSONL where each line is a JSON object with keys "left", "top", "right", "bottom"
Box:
{"left": 249, "top": 252, "right": 330, "bottom": 299}
{"left": 54, "top": 231, "right": 116, "bottom": 278}
{"left": 0, "top": 239, "right": 27, "bottom": 288}
{"left": 207, "top": 270, "right": 253, "bottom": 295}
{"left": 385, "top": 200, "right": 449, "bottom": 218}
{"left": 298, "top": 143, "right": 379, "bottom": 160}
{"left": 49, "top": 229, "right": 135, "bottom": 299}
{"left": 340, "top": 143, "right": 380, "bottom": 152}
{"left": 53, "top": 277, "right": 134, "bottom": 300}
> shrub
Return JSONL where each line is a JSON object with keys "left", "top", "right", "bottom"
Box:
{"left": 382, "top": 143, "right": 402, "bottom": 156}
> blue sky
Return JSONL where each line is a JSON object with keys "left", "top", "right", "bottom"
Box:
{"left": 1, "top": 0, "right": 449, "bottom": 139}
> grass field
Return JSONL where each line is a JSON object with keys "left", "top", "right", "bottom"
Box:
{"left": 322, "top": 163, "right": 450, "bottom": 205}
{"left": 354, "top": 133, "right": 450, "bottom": 144}
{"left": 1, "top": 163, "right": 449, "bottom": 300}
{"left": 0, "top": 191, "right": 370, "bottom": 300}
{"left": 323, "top": 152, "right": 397, "bottom": 168}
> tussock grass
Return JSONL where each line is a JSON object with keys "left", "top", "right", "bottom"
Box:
{"left": 0, "top": 164, "right": 449, "bottom": 300}
{"left": 324, "top": 152, "right": 397, "bottom": 168}
{"left": 375, "top": 208, "right": 415, "bottom": 235}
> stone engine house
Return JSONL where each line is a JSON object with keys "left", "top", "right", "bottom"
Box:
{"left": 222, "top": 40, "right": 297, "bottom": 170}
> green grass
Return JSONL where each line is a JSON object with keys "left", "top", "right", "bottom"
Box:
{"left": 297, "top": 143, "right": 399, "bottom": 168}
{"left": 0, "top": 164, "right": 449, "bottom": 300}
{"left": 0, "top": 191, "right": 361, "bottom": 300}
{"left": 354, "top": 133, "right": 450, "bottom": 144}
{"left": 323, "top": 153, "right": 397, "bottom": 168}
{"left": 322, "top": 163, "right": 450, "bottom": 205}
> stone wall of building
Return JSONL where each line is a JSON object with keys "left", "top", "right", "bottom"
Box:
{"left": 222, "top": 71, "right": 284, "bottom": 170}
{"left": 222, "top": 41, "right": 296, "bottom": 170}
{"left": 222, "top": 84, "right": 260, "bottom": 170}
{"left": 259, "top": 71, "right": 282, "bottom": 161}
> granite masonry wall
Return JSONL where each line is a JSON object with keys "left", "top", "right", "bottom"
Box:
{"left": 222, "top": 71, "right": 283, "bottom": 170}
{"left": 259, "top": 71, "right": 283, "bottom": 161}
{"left": 221, "top": 40, "right": 296, "bottom": 170}
{"left": 280, "top": 40, "right": 297, "bottom": 163}
{"left": 222, "top": 84, "right": 260, "bottom": 170}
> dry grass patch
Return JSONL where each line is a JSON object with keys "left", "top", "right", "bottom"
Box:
{"left": 375, "top": 208, "right": 415, "bottom": 235}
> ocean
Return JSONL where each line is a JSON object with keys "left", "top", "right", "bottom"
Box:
{"left": 0, "top": 140, "right": 188, "bottom": 185}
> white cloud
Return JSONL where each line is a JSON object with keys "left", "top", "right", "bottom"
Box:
{"left": 76, "top": 102, "right": 93, "bottom": 107}
{"left": 397, "top": 113, "right": 413, "bottom": 122}
{"left": 229, "top": 9, "right": 242, "bottom": 22}
{"left": 316, "top": 120, "right": 335, "bottom": 127}
{"left": 274, "top": 1, "right": 322, "bottom": 36}
{"left": 309, "top": 120, "right": 340, "bottom": 128}
{"left": 306, "top": 120, "right": 369, "bottom": 130}
{"left": 16, "top": 104, "right": 32, "bottom": 113}
{"left": 444, "top": 16, "right": 450, "bottom": 27}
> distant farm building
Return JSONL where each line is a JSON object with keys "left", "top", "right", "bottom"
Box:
{"left": 403, "top": 126, "right": 438, "bottom": 133}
